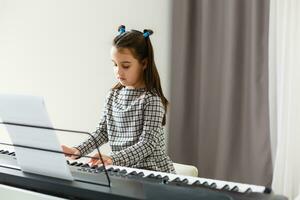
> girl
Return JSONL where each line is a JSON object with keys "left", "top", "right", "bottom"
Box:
{"left": 62, "top": 25, "right": 175, "bottom": 174}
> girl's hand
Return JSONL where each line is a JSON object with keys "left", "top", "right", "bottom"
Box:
{"left": 88, "top": 153, "right": 113, "bottom": 166}
{"left": 61, "top": 145, "right": 80, "bottom": 160}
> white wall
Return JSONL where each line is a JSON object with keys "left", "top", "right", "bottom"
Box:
{"left": 0, "top": 0, "right": 171, "bottom": 154}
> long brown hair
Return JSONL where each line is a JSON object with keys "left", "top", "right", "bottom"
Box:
{"left": 112, "top": 25, "right": 169, "bottom": 126}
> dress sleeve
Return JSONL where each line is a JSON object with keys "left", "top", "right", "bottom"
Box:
{"left": 111, "top": 95, "right": 164, "bottom": 166}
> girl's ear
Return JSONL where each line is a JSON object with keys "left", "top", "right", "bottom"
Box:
{"left": 142, "top": 59, "right": 148, "bottom": 70}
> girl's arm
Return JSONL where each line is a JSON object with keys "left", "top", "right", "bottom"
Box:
{"left": 75, "top": 116, "right": 108, "bottom": 157}
{"left": 111, "top": 96, "right": 164, "bottom": 167}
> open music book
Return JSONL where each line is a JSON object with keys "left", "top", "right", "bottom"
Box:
{"left": 0, "top": 94, "right": 74, "bottom": 181}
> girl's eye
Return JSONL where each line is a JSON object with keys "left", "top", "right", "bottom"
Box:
{"left": 123, "top": 66, "right": 130, "bottom": 69}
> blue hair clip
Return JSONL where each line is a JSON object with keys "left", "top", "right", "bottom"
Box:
{"left": 143, "top": 32, "right": 150, "bottom": 38}
{"left": 118, "top": 26, "right": 126, "bottom": 34}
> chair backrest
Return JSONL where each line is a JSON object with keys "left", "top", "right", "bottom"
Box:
{"left": 173, "top": 162, "right": 198, "bottom": 177}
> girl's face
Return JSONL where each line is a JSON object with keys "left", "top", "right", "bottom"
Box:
{"left": 111, "top": 46, "right": 146, "bottom": 89}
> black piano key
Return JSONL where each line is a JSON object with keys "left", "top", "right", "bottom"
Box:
{"left": 108, "top": 170, "right": 117, "bottom": 175}
{"left": 119, "top": 169, "right": 127, "bottom": 176}
{"left": 11, "top": 152, "right": 16, "bottom": 156}
{"left": 75, "top": 162, "right": 83, "bottom": 167}
{"left": 172, "top": 177, "right": 181, "bottom": 183}
{"left": 264, "top": 187, "right": 272, "bottom": 194}
{"left": 0, "top": 150, "right": 4, "bottom": 153}
{"left": 231, "top": 186, "right": 239, "bottom": 192}
{"left": 8, "top": 152, "right": 15, "bottom": 156}
{"left": 210, "top": 182, "right": 217, "bottom": 189}
{"left": 155, "top": 174, "right": 162, "bottom": 179}
{"left": 172, "top": 177, "right": 189, "bottom": 185}
{"left": 137, "top": 172, "right": 144, "bottom": 177}
{"left": 192, "top": 180, "right": 201, "bottom": 186}
{"left": 202, "top": 181, "right": 209, "bottom": 187}
{"left": 119, "top": 169, "right": 127, "bottom": 177}
{"left": 2, "top": 150, "right": 9, "bottom": 154}
{"left": 146, "top": 173, "right": 155, "bottom": 178}
{"left": 106, "top": 167, "right": 113, "bottom": 171}
{"left": 127, "top": 171, "right": 146, "bottom": 179}
{"left": 113, "top": 168, "right": 120, "bottom": 173}
{"left": 173, "top": 177, "right": 181, "bottom": 181}
{"left": 70, "top": 162, "right": 78, "bottom": 166}
{"left": 181, "top": 178, "right": 189, "bottom": 184}
{"left": 108, "top": 168, "right": 120, "bottom": 176}
{"left": 129, "top": 171, "right": 138, "bottom": 176}
{"left": 91, "top": 165, "right": 98, "bottom": 169}
{"left": 162, "top": 176, "right": 170, "bottom": 184}
{"left": 66, "top": 160, "right": 70, "bottom": 164}
{"left": 162, "top": 175, "right": 169, "bottom": 181}
{"left": 244, "top": 188, "right": 252, "bottom": 194}
{"left": 81, "top": 163, "right": 90, "bottom": 168}
{"left": 221, "top": 184, "right": 230, "bottom": 190}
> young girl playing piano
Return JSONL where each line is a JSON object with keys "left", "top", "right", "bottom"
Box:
{"left": 62, "top": 25, "right": 175, "bottom": 173}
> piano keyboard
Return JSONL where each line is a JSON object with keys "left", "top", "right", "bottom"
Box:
{"left": 0, "top": 149, "right": 286, "bottom": 200}
{"left": 104, "top": 165, "right": 266, "bottom": 193}
{"left": 68, "top": 160, "right": 268, "bottom": 194}
{"left": 0, "top": 149, "right": 267, "bottom": 194}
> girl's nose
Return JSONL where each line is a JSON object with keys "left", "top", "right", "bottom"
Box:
{"left": 114, "top": 66, "right": 123, "bottom": 76}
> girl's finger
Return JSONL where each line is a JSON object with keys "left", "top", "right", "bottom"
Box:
{"left": 89, "top": 159, "right": 97, "bottom": 165}
{"left": 91, "top": 160, "right": 101, "bottom": 167}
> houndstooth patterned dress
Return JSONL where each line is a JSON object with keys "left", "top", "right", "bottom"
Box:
{"left": 75, "top": 87, "right": 175, "bottom": 173}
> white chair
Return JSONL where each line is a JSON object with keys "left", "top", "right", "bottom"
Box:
{"left": 173, "top": 162, "right": 198, "bottom": 177}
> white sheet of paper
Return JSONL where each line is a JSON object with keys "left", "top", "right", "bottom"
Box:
{"left": 0, "top": 94, "right": 73, "bottom": 181}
